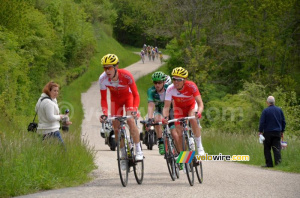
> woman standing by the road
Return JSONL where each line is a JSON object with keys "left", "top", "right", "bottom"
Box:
{"left": 35, "top": 81, "right": 65, "bottom": 143}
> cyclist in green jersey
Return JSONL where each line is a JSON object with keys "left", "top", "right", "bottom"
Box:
{"left": 147, "top": 71, "right": 178, "bottom": 155}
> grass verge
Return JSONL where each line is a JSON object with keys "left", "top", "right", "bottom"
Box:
{"left": 0, "top": 24, "right": 140, "bottom": 198}
{"left": 202, "top": 129, "right": 300, "bottom": 173}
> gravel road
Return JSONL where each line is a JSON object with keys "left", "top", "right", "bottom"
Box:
{"left": 18, "top": 55, "right": 300, "bottom": 198}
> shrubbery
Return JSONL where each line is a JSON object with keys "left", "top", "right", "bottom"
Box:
{"left": 0, "top": 0, "right": 97, "bottom": 124}
{"left": 203, "top": 82, "right": 300, "bottom": 137}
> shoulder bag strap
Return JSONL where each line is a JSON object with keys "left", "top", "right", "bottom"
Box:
{"left": 33, "top": 97, "right": 52, "bottom": 122}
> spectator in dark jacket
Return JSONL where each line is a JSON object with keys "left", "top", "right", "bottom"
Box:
{"left": 259, "top": 96, "right": 286, "bottom": 167}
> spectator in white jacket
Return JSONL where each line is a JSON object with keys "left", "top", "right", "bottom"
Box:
{"left": 35, "top": 81, "right": 64, "bottom": 143}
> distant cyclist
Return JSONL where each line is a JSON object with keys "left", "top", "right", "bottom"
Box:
{"left": 159, "top": 51, "right": 163, "bottom": 63}
{"left": 147, "top": 71, "right": 179, "bottom": 155}
{"left": 99, "top": 54, "right": 143, "bottom": 161}
{"left": 163, "top": 67, "right": 205, "bottom": 156}
{"left": 140, "top": 50, "right": 145, "bottom": 63}
{"left": 151, "top": 48, "right": 156, "bottom": 61}
{"left": 147, "top": 45, "right": 151, "bottom": 61}
{"left": 155, "top": 46, "right": 159, "bottom": 58}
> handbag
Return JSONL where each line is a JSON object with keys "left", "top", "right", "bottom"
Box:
{"left": 27, "top": 115, "right": 38, "bottom": 132}
{"left": 28, "top": 97, "right": 51, "bottom": 132}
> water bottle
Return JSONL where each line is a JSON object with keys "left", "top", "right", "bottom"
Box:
{"left": 189, "top": 138, "right": 195, "bottom": 151}
{"left": 259, "top": 134, "right": 265, "bottom": 144}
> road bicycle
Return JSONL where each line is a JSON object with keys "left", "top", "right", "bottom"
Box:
{"left": 102, "top": 115, "right": 144, "bottom": 187}
{"left": 170, "top": 116, "right": 203, "bottom": 186}
{"left": 162, "top": 120, "right": 180, "bottom": 181}
{"left": 141, "top": 119, "right": 180, "bottom": 181}
{"left": 140, "top": 120, "right": 157, "bottom": 150}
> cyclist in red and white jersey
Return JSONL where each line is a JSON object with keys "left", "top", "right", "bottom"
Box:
{"left": 163, "top": 67, "right": 205, "bottom": 156}
{"left": 99, "top": 54, "right": 143, "bottom": 161}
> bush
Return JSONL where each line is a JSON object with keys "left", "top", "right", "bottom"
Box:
{"left": 204, "top": 82, "right": 300, "bottom": 137}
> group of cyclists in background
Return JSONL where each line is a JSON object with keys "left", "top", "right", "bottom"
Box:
{"left": 140, "top": 44, "right": 163, "bottom": 64}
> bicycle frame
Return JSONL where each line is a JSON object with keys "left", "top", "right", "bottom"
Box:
{"left": 105, "top": 115, "right": 144, "bottom": 187}
{"left": 107, "top": 116, "right": 134, "bottom": 160}
{"left": 167, "top": 116, "right": 196, "bottom": 186}
{"left": 142, "top": 120, "right": 180, "bottom": 180}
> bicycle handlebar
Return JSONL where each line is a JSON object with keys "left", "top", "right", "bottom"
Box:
{"left": 108, "top": 115, "right": 133, "bottom": 120}
{"left": 101, "top": 115, "right": 134, "bottom": 124}
{"left": 168, "top": 116, "right": 196, "bottom": 123}
{"left": 140, "top": 120, "right": 160, "bottom": 126}
{"left": 140, "top": 116, "right": 198, "bottom": 126}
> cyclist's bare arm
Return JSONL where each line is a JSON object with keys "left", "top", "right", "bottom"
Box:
{"left": 195, "top": 95, "right": 204, "bottom": 114}
{"left": 148, "top": 102, "right": 155, "bottom": 119}
{"left": 163, "top": 100, "right": 171, "bottom": 118}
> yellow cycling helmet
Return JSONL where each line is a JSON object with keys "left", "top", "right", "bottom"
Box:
{"left": 171, "top": 67, "right": 188, "bottom": 78}
{"left": 101, "top": 54, "right": 119, "bottom": 65}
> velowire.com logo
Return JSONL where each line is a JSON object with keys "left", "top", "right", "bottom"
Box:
{"left": 176, "top": 151, "right": 250, "bottom": 163}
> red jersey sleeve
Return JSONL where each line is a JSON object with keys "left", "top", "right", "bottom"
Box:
{"left": 189, "top": 81, "right": 200, "bottom": 97}
{"left": 129, "top": 74, "right": 140, "bottom": 110}
{"left": 123, "top": 70, "right": 140, "bottom": 110}
{"left": 100, "top": 89, "right": 108, "bottom": 115}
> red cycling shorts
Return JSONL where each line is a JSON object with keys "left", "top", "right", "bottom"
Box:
{"left": 173, "top": 102, "right": 196, "bottom": 125}
{"left": 111, "top": 95, "right": 134, "bottom": 116}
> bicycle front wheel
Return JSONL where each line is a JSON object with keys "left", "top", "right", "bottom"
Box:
{"left": 133, "top": 143, "right": 144, "bottom": 184}
{"left": 164, "top": 137, "right": 176, "bottom": 181}
{"left": 182, "top": 133, "right": 194, "bottom": 186}
{"left": 195, "top": 159, "right": 203, "bottom": 183}
{"left": 117, "top": 133, "right": 128, "bottom": 187}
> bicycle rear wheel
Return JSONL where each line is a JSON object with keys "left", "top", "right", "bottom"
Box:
{"left": 148, "top": 132, "right": 153, "bottom": 150}
{"left": 117, "top": 133, "right": 128, "bottom": 187}
{"left": 182, "top": 133, "right": 194, "bottom": 186}
{"left": 164, "top": 137, "right": 176, "bottom": 181}
{"left": 195, "top": 160, "right": 203, "bottom": 183}
{"left": 133, "top": 146, "right": 144, "bottom": 184}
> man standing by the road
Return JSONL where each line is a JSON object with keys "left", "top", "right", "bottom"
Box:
{"left": 259, "top": 96, "right": 286, "bottom": 168}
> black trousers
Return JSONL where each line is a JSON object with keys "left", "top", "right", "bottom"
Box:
{"left": 263, "top": 132, "right": 281, "bottom": 167}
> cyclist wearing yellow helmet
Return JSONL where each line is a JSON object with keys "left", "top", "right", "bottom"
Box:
{"left": 163, "top": 67, "right": 205, "bottom": 156}
{"left": 99, "top": 54, "right": 143, "bottom": 161}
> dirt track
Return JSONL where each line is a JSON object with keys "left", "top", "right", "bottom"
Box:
{"left": 18, "top": 55, "right": 300, "bottom": 198}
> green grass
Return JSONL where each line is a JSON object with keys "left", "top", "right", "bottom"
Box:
{"left": 0, "top": 24, "right": 140, "bottom": 198}
{"left": 0, "top": 132, "right": 95, "bottom": 197}
{"left": 122, "top": 44, "right": 142, "bottom": 53}
{"left": 202, "top": 130, "right": 300, "bottom": 173}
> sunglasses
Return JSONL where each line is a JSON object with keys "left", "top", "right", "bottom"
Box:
{"left": 153, "top": 81, "right": 164, "bottom": 84}
{"left": 103, "top": 66, "right": 114, "bottom": 71}
{"left": 172, "top": 77, "right": 184, "bottom": 82}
